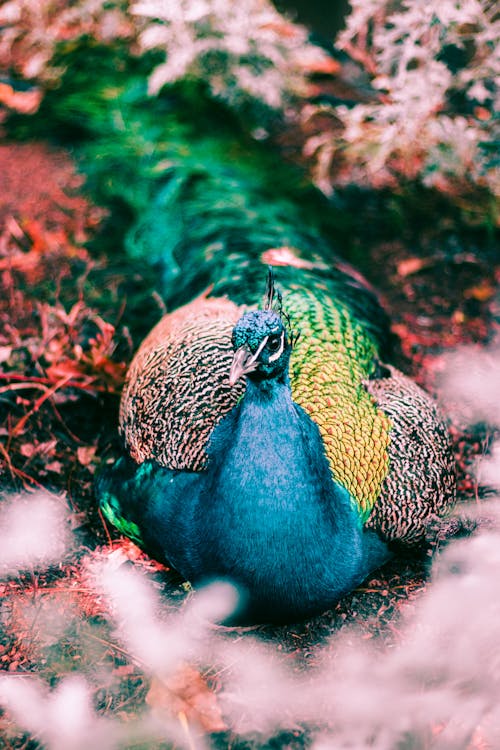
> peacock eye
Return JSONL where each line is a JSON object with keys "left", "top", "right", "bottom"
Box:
{"left": 267, "top": 334, "right": 281, "bottom": 352}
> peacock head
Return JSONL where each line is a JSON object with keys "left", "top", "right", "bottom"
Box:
{"left": 229, "top": 310, "right": 291, "bottom": 386}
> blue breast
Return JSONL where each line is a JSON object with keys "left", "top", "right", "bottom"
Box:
{"left": 170, "top": 378, "right": 388, "bottom": 622}
{"left": 98, "top": 374, "right": 390, "bottom": 623}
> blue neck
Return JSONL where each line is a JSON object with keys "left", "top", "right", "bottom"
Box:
{"left": 206, "top": 375, "right": 354, "bottom": 521}
{"left": 242, "top": 375, "right": 291, "bottom": 406}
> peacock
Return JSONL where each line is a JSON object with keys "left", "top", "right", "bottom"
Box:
{"left": 9, "top": 38, "right": 456, "bottom": 623}
{"left": 96, "top": 252, "right": 456, "bottom": 623}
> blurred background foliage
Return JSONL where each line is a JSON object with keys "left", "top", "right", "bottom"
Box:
{"left": 0, "top": 0, "right": 497, "bottom": 248}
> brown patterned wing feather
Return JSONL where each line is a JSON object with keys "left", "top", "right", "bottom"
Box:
{"left": 365, "top": 365, "right": 457, "bottom": 544}
{"left": 119, "top": 294, "right": 245, "bottom": 470}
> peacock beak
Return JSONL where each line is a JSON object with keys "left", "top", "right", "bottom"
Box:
{"left": 229, "top": 346, "right": 259, "bottom": 386}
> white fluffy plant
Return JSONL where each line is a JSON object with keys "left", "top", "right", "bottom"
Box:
{"left": 0, "top": 0, "right": 137, "bottom": 82}
{"left": 131, "top": 0, "right": 329, "bottom": 111}
{"left": 303, "top": 0, "right": 499, "bottom": 203}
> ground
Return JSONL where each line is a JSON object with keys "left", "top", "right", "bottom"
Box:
{"left": 0, "top": 140, "right": 498, "bottom": 749}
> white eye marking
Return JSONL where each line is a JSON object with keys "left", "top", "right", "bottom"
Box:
{"left": 243, "top": 335, "right": 269, "bottom": 371}
{"left": 268, "top": 331, "right": 285, "bottom": 362}
{"left": 253, "top": 335, "right": 269, "bottom": 360}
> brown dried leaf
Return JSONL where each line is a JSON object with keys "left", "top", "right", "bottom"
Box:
{"left": 113, "top": 664, "right": 136, "bottom": 678}
{"left": 467, "top": 726, "right": 491, "bottom": 749}
{"left": 464, "top": 282, "right": 495, "bottom": 302}
{"left": 396, "top": 257, "right": 430, "bottom": 277}
{"left": 45, "top": 360, "right": 92, "bottom": 384}
{"left": 258, "top": 20, "right": 302, "bottom": 39}
{"left": 19, "top": 440, "right": 57, "bottom": 458}
{"left": 146, "top": 664, "right": 227, "bottom": 734}
{"left": 298, "top": 51, "right": 341, "bottom": 76}
{"left": 19, "top": 443, "right": 36, "bottom": 457}
{"left": 69, "top": 512, "right": 88, "bottom": 530}
{"left": 76, "top": 445, "right": 97, "bottom": 466}
{"left": 0, "top": 82, "right": 42, "bottom": 114}
{"left": 0, "top": 346, "right": 13, "bottom": 363}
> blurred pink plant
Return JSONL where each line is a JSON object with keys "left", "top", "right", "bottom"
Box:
{"left": 303, "top": 0, "right": 499, "bottom": 201}
{"left": 0, "top": 493, "right": 71, "bottom": 576}
{"left": 132, "top": 0, "right": 329, "bottom": 110}
{"left": 0, "top": 0, "right": 137, "bottom": 83}
{"left": 2, "top": 490, "right": 500, "bottom": 747}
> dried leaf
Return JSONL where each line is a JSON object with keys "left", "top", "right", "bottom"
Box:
{"left": 146, "top": 664, "right": 227, "bottom": 734}
{"left": 0, "top": 346, "right": 13, "bottom": 363}
{"left": 69, "top": 511, "right": 88, "bottom": 530}
{"left": 297, "top": 49, "right": 341, "bottom": 76}
{"left": 19, "top": 440, "right": 57, "bottom": 458}
{"left": 474, "top": 106, "right": 491, "bottom": 121}
{"left": 0, "top": 82, "right": 42, "bottom": 114}
{"left": 464, "top": 282, "right": 495, "bottom": 302}
{"left": 44, "top": 359, "right": 82, "bottom": 378}
{"left": 397, "top": 257, "right": 430, "bottom": 277}
{"left": 258, "top": 20, "right": 302, "bottom": 39}
{"left": 113, "top": 664, "right": 136, "bottom": 678}
{"left": 467, "top": 726, "right": 491, "bottom": 750}
{"left": 76, "top": 445, "right": 97, "bottom": 466}
{"left": 19, "top": 443, "right": 36, "bottom": 457}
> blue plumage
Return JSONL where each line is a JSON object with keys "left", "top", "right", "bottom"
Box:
{"left": 97, "top": 310, "right": 391, "bottom": 623}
